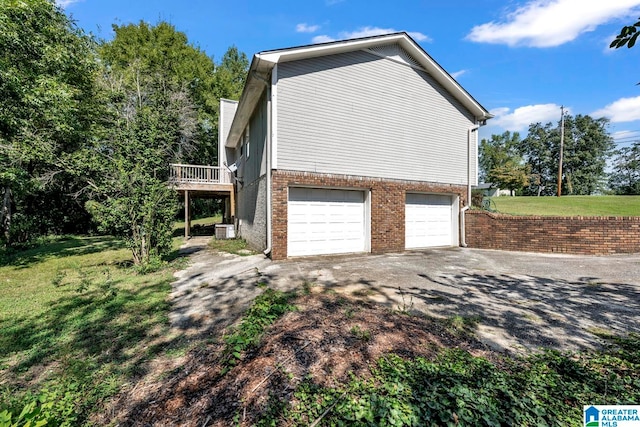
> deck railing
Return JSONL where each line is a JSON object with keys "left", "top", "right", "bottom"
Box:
{"left": 169, "top": 164, "right": 231, "bottom": 185}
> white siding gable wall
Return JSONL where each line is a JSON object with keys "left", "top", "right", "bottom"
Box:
{"left": 275, "top": 46, "right": 478, "bottom": 185}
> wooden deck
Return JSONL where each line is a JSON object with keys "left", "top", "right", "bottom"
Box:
{"left": 169, "top": 164, "right": 235, "bottom": 238}
{"left": 169, "top": 164, "right": 234, "bottom": 192}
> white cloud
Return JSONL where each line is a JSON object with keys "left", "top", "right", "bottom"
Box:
{"left": 491, "top": 104, "right": 566, "bottom": 131}
{"left": 312, "top": 35, "right": 336, "bottom": 44}
{"left": 467, "top": 0, "right": 640, "bottom": 47}
{"left": 341, "top": 26, "right": 431, "bottom": 42}
{"left": 592, "top": 96, "right": 640, "bottom": 122}
{"left": 490, "top": 107, "right": 511, "bottom": 117}
{"left": 450, "top": 69, "right": 468, "bottom": 79}
{"left": 342, "top": 26, "right": 397, "bottom": 38}
{"left": 56, "top": 0, "right": 81, "bottom": 7}
{"left": 296, "top": 23, "right": 320, "bottom": 33}
{"left": 311, "top": 26, "right": 431, "bottom": 44}
{"left": 407, "top": 32, "right": 430, "bottom": 42}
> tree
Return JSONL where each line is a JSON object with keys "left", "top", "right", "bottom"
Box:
{"left": 0, "top": 0, "right": 99, "bottom": 245}
{"left": 609, "top": 142, "right": 640, "bottom": 194}
{"left": 99, "top": 23, "right": 249, "bottom": 166}
{"left": 215, "top": 46, "right": 250, "bottom": 101}
{"left": 479, "top": 131, "right": 529, "bottom": 195}
{"left": 487, "top": 161, "right": 531, "bottom": 196}
{"left": 79, "top": 22, "right": 215, "bottom": 265}
{"left": 76, "top": 21, "right": 249, "bottom": 266}
{"left": 99, "top": 21, "right": 215, "bottom": 163}
{"left": 610, "top": 17, "right": 640, "bottom": 49}
{"left": 518, "top": 115, "right": 613, "bottom": 196}
{"left": 82, "top": 101, "right": 179, "bottom": 266}
{"left": 518, "top": 122, "right": 558, "bottom": 196}
{"left": 560, "top": 115, "right": 614, "bottom": 195}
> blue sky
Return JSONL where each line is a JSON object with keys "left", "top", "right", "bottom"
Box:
{"left": 59, "top": 0, "right": 640, "bottom": 146}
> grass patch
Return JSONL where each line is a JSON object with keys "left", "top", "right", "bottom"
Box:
{"left": 209, "top": 238, "right": 256, "bottom": 256}
{"left": 490, "top": 195, "right": 640, "bottom": 216}
{"left": 260, "top": 334, "right": 640, "bottom": 426}
{"left": 173, "top": 214, "right": 222, "bottom": 231}
{"left": 173, "top": 215, "right": 223, "bottom": 237}
{"left": 222, "top": 288, "right": 296, "bottom": 373}
{"left": 0, "top": 235, "right": 184, "bottom": 425}
{"left": 350, "top": 325, "right": 372, "bottom": 342}
{"left": 444, "top": 314, "right": 481, "bottom": 337}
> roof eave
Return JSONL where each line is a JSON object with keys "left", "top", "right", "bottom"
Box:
{"left": 226, "top": 57, "right": 273, "bottom": 148}
{"left": 393, "top": 36, "right": 492, "bottom": 121}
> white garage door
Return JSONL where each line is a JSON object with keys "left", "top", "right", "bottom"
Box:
{"left": 288, "top": 188, "right": 366, "bottom": 257}
{"left": 405, "top": 193, "right": 454, "bottom": 249}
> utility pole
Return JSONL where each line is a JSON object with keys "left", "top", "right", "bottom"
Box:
{"left": 557, "top": 105, "right": 565, "bottom": 197}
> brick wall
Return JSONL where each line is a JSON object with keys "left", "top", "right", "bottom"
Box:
{"left": 465, "top": 210, "right": 640, "bottom": 255}
{"left": 271, "top": 170, "right": 465, "bottom": 260}
{"left": 236, "top": 175, "right": 267, "bottom": 252}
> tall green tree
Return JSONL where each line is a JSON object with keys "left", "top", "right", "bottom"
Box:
{"left": 0, "top": 0, "right": 98, "bottom": 245}
{"left": 518, "top": 122, "right": 558, "bottom": 196}
{"left": 479, "top": 131, "right": 529, "bottom": 195}
{"left": 216, "top": 45, "right": 249, "bottom": 102}
{"left": 98, "top": 22, "right": 249, "bottom": 165}
{"left": 560, "top": 115, "right": 614, "bottom": 195}
{"left": 609, "top": 142, "right": 640, "bottom": 195}
{"left": 80, "top": 21, "right": 214, "bottom": 265}
{"left": 81, "top": 22, "right": 249, "bottom": 265}
{"left": 99, "top": 21, "right": 216, "bottom": 164}
{"left": 518, "top": 115, "right": 613, "bottom": 196}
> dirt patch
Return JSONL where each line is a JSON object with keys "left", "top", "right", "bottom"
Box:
{"left": 105, "top": 290, "right": 497, "bottom": 426}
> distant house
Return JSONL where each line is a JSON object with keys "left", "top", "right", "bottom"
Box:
{"left": 219, "top": 32, "right": 492, "bottom": 259}
{"left": 474, "top": 183, "right": 512, "bottom": 197}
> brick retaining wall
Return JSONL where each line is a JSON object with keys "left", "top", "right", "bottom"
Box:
{"left": 465, "top": 210, "right": 640, "bottom": 255}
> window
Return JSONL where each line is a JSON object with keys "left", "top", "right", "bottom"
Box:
{"left": 244, "top": 125, "right": 250, "bottom": 159}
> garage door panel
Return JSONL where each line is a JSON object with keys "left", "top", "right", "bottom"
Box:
{"left": 406, "top": 193, "right": 451, "bottom": 206}
{"left": 405, "top": 193, "right": 454, "bottom": 249}
{"left": 288, "top": 188, "right": 367, "bottom": 256}
{"left": 289, "top": 188, "right": 364, "bottom": 204}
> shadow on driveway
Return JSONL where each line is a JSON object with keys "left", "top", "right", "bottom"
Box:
{"left": 260, "top": 248, "right": 640, "bottom": 352}
{"left": 170, "top": 246, "right": 640, "bottom": 353}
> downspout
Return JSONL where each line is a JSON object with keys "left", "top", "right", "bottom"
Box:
{"left": 460, "top": 123, "right": 480, "bottom": 247}
{"left": 263, "top": 71, "right": 273, "bottom": 257}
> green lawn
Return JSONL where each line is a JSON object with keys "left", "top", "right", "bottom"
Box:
{"left": 173, "top": 214, "right": 222, "bottom": 231}
{"left": 490, "top": 195, "right": 640, "bottom": 216}
{"left": 0, "top": 236, "right": 186, "bottom": 425}
{"left": 0, "top": 234, "right": 638, "bottom": 426}
{"left": 173, "top": 214, "right": 223, "bottom": 237}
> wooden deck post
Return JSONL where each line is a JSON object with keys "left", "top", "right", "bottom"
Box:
{"left": 184, "top": 190, "right": 190, "bottom": 239}
{"left": 230, "top": 188, "right": 235, "bottom": 218}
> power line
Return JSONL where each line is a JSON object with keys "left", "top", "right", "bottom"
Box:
{"left": 613, "top": 137, "right": 640, "bottom": 143}
{"left": 612, "top": 128, "right": 640, "bottom": 134}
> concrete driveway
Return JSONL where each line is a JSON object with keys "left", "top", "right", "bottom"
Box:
{"left": 171, "top": 240, "right": 640, "bottom": 353}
